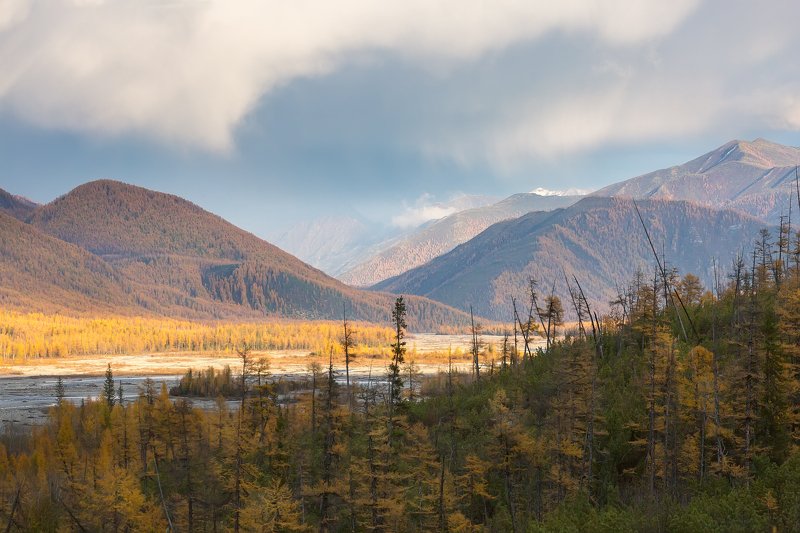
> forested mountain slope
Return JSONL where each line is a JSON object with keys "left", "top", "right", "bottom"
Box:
{"left": 375, "top": 197, "right": 769, "bottom": 320}
{"left": 0, "top": 211, "right": 132, "bottom": 314}
{"left": 1, "top": 180, "right": 470, "bottom": 328}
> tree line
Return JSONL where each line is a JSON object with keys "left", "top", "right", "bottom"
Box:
{"left": 0, "top": 312, "right": 392, "bottom": 359}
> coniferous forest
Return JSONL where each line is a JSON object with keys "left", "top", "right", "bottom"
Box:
{"left": 2, "top": 229, "right": 800, "bottom": 532}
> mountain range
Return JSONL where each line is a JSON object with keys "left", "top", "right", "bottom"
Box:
{"left": 372, "top": 138, "right": 798, "bottom": 320}
{"left": 374, "top": 197, "right": 770, "bottom": 320}
{"left": 2, "top": 138, "right": 796, "bottom": 328}
{"left": 338, "top": 192, "right": 583, "bottom": 287}
{"left": 0, "top": 180, "right": 470, "bottom": 329}
{"left": 273, "top": 193, "right": 499, "bottom": 277}
{"left": 278, "top": 140, "right": 798, "bottom": 294}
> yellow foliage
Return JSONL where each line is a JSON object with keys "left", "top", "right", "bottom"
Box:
{"left": 0, "top": 308, "right": 392, "bottom": 359}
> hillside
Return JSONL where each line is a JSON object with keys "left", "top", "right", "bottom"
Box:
{"left": 0, "top": 187, "right": 38, "bottom": 220}
{"left": 0, "top": 180, "right": 471, "bottom": 329}
{"left": 0, "top": 211, "right": 133, "bottom": 314}
{"left": 340, "top": 192, "right": 582, "bottom": 286}
{"left": 374, "top": 197, "right": 768, "bottom": 320}
{"left": 595, "top": 138, "right": 800, "bottom": 223}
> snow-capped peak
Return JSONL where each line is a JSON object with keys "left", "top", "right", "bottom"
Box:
{"left": 530, "top": 187, "right": 591, "bottom": 197}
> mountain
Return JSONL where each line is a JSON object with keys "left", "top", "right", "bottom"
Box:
{"left": 273, "top": 215, "right": 402, "bottom": 276}
{"left": 0, "top": 188, "right": 38, "bottom": 220}
{"left": 595, "top": 138, "right": 800, "bottom": 223}
{"left": 339, "top": 192, "right": 583, "bottom": 287}
{"left": 273, "top": 193, "right": 498, "bottom": 277}
{"left": 2, "top": 180, "right": 470, "bottom": 329}
{"left": 374, "top": 197, "right": 768, "bottom": 321}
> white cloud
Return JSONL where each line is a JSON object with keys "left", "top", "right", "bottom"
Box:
{"left": 531, "top": 187, "right": 592, "bottom": 197}
{"left": 390, "top": 194, "right": 459, "bottom": 228}
{"left": 0, "top": 0, "right": 30, "bottom": 31}
{"left": 492, "top": 83, "right": 716, "bottom": 163}
{"left": 0, "top": 0, "right": 700, "bottom": 151}
{"left": 426, "top": 0, "right": 800, "bottom": 168}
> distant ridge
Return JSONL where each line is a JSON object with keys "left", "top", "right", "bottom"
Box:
{"left": 274, "top": 193, "right": 498, "bottom": 277}
{"left": 0, "top": 187, "right": 38, "bottom": 221}
{"left": 274, "top": 214, "right": 402, "bottom": 277}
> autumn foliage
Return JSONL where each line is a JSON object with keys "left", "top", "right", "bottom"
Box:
{"left": 0, "top": 311, "right": 392, "bottom": 359}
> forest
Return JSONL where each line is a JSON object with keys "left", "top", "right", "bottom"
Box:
{"left": 0, "top": 313, "right": 392, "bottom": 359}
{"left": 0, "top": 227, "right": 799, "bottom": 532}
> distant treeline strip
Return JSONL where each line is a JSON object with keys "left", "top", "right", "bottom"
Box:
{"left": 0, "top": 310, "right": 393, "bottom": 359}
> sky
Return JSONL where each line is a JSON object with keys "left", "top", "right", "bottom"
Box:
{"left": 1, "top": 0, "right": 799, "bottom": 239}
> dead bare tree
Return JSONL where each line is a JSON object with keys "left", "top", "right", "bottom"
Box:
{"left": 470, "top": 306, "right": 481, "bottom": 380}
{"left": 232, "top": 343, "right": 251, "bottom": 533}
{"left": 511, "top": 297, "right": 531, "bottom": 361}
{"left": 632, "top": 200, "right": 700, "bottom": 344}
{"left": 341, "top": 304, "right": 356, "bottom": 408}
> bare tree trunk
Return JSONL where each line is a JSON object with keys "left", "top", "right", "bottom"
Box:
{"left": 470, "top": 306, "right": 480, "bottom": 380}
{"left": 342, "top": 305, "right": 355, "bottom": 408}
{"left": 233, "top": 345, "right": 250, "bottom": 533}
{"left": 647, "top": 273, "right": 658, "bottom": 496}
{"left": 512, "top": 297, "right": 530, "bottom": 361}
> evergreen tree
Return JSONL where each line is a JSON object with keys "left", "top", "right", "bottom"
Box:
{"left": 103, "top": 363, "right": 115, "bottom": 410}
{"left": 55, "top": 375, "right": 65, "bottom": 407}
{"left": 388, "top": 296, "right": 407, "bottom": 416}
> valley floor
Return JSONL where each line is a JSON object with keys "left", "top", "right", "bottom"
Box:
{"left": 0, "top": 333, "right": 517, "bottom": 378}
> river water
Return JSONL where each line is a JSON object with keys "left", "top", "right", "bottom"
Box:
{"left": 0, "top": 374, "right": 181, "bottom": 430}
{"left": 0, "top": 333, "right": 516, "bottom": 430}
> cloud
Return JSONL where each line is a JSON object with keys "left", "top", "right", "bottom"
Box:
{"left": 425, "top": 0, "right": 800, "bottom": 168}
{"left": 0, "top": 0, "right": 699, "bottom": 151}
{"left": 390, "top": 194, "right": 460, "bottom": 228}
{"left": 490, "top": 83, "right": 717, "bottom": 164}
{"left": 0, "top": 0, "right": 30, "bottom": 31}
{"left": 531, "top": 187, "right": 592, "bottom": 197}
